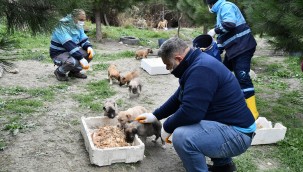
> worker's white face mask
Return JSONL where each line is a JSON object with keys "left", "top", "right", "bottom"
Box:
{"left": 77, "top": 21, "right": 85, "bottom": 28}
{"left": 208, "top": 5, "right": 214, "bottom": 13}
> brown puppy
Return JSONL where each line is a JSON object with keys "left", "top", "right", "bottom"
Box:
{"left": 157, "top": 19, "right": 168, "bottom": 30}
{"left": 135, "top": 48, "right": 153, "bottom": 60}
{"left": 108, "top": 64, "right": 120, "bottom": 85}
{"left": 117, "top": 105, "right": 147, "bottom": 129}
{"left": 124, "top": 120, "right": 165, "bottom": 148}
{"left": 103, "top": 99, "right": 118, "bottom": 119}
{"left": 128, "top": 77, "right": 142, "bottom": 98}
{"left": 119, "top": 69, "right": 139, "bottom": 86}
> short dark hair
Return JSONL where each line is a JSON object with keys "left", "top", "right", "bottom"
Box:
{"left": 206, "top": 0, "right": 218, "bottom": 5}
{"left": 158, "top": 37, "right": 188, "bottom": 60}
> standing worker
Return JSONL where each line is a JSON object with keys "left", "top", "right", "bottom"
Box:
{"left": 136, "top": 37, "right": 256, "bottom": 172}
{"left": 50, "top": 9, "right": 95, "bottom": 81}
{"left": 206, "top": 0, "right": 259, "bottom": 120}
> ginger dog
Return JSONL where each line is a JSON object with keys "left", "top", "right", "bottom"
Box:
{"left": 119, "top": 69, "right": 139, "bottom": 86}
{"left": 108, "top": 64, "right": 120, "bottom": 85}
{"left": 128, "top": 77, "right": 142, "bottom": 98}
{"left": 117, "top": 105, "right": 147, "bottom": 129}
{"left": 157, "top": 19, "right": 168, "bottom": 30}
{"left": 135, "top": 48, "right": 153, "bottom": 60}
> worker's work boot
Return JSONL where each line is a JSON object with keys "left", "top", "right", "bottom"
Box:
{"left": 208, "top": 161, "right": 237, "bottom": 172}
{"left": 68, "top": 71, "right": 87, "bottom": 79}
{"left": 54, "top": 68, "right": 68, "bottom": 81}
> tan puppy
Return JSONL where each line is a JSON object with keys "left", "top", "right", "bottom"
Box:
{"left": 157, "top": 19, "right": 168, "bottom": 29}
{"left": 108, "top": 64, "right": 120, "bottom": 85}
{"left": 117, "top": 105, "right": 147, "bottom": 129}
{"left": 128, "top": 77, "right": 142, "bottom": 98}
{"left": 135, "top": 48, "right": 153, "bottom": 60}
{"left": 119, "top": 69, "right": 139, "bottom": 86}
{"left": 103, "top": 99, "right": 118, "bottom": 119}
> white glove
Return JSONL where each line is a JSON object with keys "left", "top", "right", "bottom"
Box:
{"left": 207, "top": 28, "right": 216, "bottom": 37}
{"left": 135, "top": 113, "right": 157, "bottom": 123}
{"left": 80, "top": 58, "right": 89, "bottom": 70}
{"left": 87, "top": 47, "right": 95, "bottom": 59}
{"left": 161, "top": 127, "right": 172, "bottom": 144}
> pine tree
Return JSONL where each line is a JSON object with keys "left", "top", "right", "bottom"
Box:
{"left": 243, "top": 0, "right": 303, "bottom": 53}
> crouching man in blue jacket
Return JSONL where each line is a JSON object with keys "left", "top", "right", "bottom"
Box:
{"left": 136, "top": 37, "right": 256, "bottom": 172}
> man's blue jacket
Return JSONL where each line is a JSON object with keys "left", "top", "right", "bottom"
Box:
{"left": 153, "top": 49, "right": 255, "bottom": 133}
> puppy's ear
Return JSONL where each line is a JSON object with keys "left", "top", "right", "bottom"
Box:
{"left": 126, "top": 114, "right": 132, "bottom": 120}
{"left": 132, "top": 128, "right": 137, "bottom": 134}
{"left": 103, "top": 106, "right": 106, "bottom": 111}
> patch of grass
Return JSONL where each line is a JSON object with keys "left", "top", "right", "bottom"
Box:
{"left": 0, "top": 86, "right": 55, "bottom": 101}
{"left": 234, "top": 149, "right": 257, "bottom": 172}
{"left": 253, "top": 55, "right": 303, "bottom": 171}
{"left": 94, "top": 50, "right": 135, "bottom": 62}
{"left": 92, "top": 63, "right": 109, "bottom": 71}
{"left": 276, "top": 128, "right": 303, "bottom": 172}
{"left": 0, "top": 85, "right": 61, "bottom": 135}
{"left": 0, "top": 139, "right": 6, "bottom": 150}
{"left": 73, "top": 80, "right": 116, "bottom": 111}
{"left": 70, "top": 119, "right": 80, "bottom": 126}
{"left": 3, "top": 99, "right": 42, "bottom": 114}
{"left": 116, "top": 99, "right": 124, "bottom": 107}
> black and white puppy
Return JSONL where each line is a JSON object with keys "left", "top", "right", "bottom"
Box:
{"left": 124, "top": 120, "right": 165, "bottom": 148}
{"left": 128, "top": 77, "right": 142, "bottom": 98}
{"left": 103, "top": 99, "right": 118, "bottom": 119}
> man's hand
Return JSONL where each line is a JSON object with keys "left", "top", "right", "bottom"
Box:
{"left": 87, "top": 47, "right": 95, "bottom": 59}
{"left": 207, "top": 28, "right": 216, "bottom": 37}
{"left": 135, "top": 113, "right": 157, "bottom": 123}
{"left": 80, "top": 58, "right": 89, "bottom": 70}
{"left": 161, "top": 127, "right": 172, "bottom": 144}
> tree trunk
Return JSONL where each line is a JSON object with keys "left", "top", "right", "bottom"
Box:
{"left": 203, "top": 26, "right": 207, "bottom": 34}
{"left": 104, "top": 14, "right": 109, "bottom": 26}
{"left": 177, "top": 13, "right": 182, "bottom": 38}
{"left": 95, "top": 9, "right": 102, "bottom": 42}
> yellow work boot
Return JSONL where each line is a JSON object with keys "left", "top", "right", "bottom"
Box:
{"left": 245, "top": 95, "right": 259, "bottom": 120}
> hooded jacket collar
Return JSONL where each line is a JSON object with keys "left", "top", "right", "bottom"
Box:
{"left": 171, "top": 48, "right": 201, "bottom": 78}
{"left": 211, "top": 0, "right": 225, "bottom": 13}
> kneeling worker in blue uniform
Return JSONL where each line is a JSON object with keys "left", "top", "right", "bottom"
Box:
{"left": 50, "top": 9, "right": 95, "bottom": 81}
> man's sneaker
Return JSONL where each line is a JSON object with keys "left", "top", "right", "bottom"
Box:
{"left": 54, "top": 69, "right": 68, "bottom": 81}
{"left": 208, "top": 161, "right": 237, "bottom": 172}
{"left": 68, "top": 71, "right": 87, "bottom": 79}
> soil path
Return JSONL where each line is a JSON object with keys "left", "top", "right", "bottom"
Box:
{"left": 0, "top": 37, "right": 284, "bottom": 172}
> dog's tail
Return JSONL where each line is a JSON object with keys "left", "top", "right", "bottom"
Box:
{"left": 131, "top": 69, "right": 140, "bottom": 78}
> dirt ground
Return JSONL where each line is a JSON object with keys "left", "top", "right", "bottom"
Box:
{"left": 0, "top": 38, "right": 283, "bottom": 172}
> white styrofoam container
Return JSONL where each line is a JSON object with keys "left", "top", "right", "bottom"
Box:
{"left": 141, "top": 58, "right": 170, "bottom": 75}
{"left": 81, "top": 116, "right": 145, "bottom": 166}
{"left": 251, "top": 117, "right": 287, "bottom": 145}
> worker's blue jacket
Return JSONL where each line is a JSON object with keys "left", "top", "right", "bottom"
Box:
{"left": 49, "top": 15, "right": 92, "bottom": 60}
{"left": 212, "top": 0, "right": 257, "bottom": 59}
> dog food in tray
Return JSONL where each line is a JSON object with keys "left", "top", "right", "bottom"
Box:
{"left": 81, "top": 116, "right": 145, "bottom": 166}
